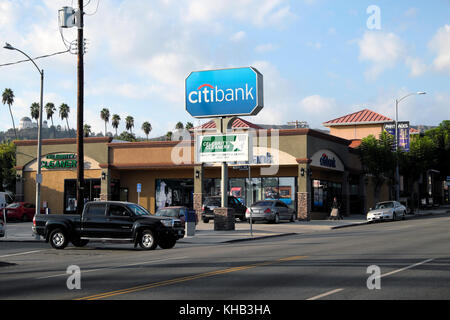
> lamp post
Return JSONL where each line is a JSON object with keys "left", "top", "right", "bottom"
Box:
{"left": 394, "top": 91, "right": 426, "bottom": 201}
{"left": 4, "top": 43, "right": 44, "bottom": 223}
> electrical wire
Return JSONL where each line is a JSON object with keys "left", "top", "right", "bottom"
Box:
{"left": 84, "top": 0, "right": 100, "bottom": 16}
{"left": 0, "top": 50, "right": 70, "bottom": 68}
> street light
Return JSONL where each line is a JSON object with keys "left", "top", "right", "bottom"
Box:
{"left": 4, "top": 43, "right": 45, "bottom": 224}
{"left": 395, "top": 91, "right": 426, "bottom": 201}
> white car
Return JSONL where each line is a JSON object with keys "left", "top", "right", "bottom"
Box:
{"left": 367, "top": 201, "right": 407, "bottom": 222}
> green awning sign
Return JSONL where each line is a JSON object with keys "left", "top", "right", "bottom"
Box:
{"left": 41, "top": 153, "right": 77, "bottom": 169}
{"left": 197, "top": 134, "right": 249, "bottom": 163}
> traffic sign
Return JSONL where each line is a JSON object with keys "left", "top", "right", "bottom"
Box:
{"left": 137, "top": 183, "right": 141, "bottom": 193}
{"left": 185, "top": 67, "right": 263, "bottom": 118}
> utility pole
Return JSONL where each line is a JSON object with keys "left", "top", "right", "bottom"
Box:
{"left": 76, "top": 0, "right": 84, "bottom": 215}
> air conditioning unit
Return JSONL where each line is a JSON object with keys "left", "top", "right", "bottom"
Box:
{"left": 58, "top": 6, "right": 76, "bottom": 28}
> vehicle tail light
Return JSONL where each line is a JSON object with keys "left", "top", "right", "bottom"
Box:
{"left": 264, "top": 208, "right": 271, "bottom": 214}
{"left": 246, "top": 208, "right": 250, "bottom": 214}
{"left": 201, "top": 205, "right": 205, "bottom": 212}
{"left": 33, "top": 215, "right": 36, "bottom": 227}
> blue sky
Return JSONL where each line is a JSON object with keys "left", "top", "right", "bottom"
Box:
{"left": 0, "top": 0, "right": 449, "bottom": 138}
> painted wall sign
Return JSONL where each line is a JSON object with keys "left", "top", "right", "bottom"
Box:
{"left": 185, "top": 67, "right": 263, "bottom": 118}
{"left": 41, "top": 153, "right": 77, "bottom": 169}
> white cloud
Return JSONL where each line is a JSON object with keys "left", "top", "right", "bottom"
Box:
{"left": 298, "top": 95, "right": 336, "bottom": 115}
{"left": 358, "top": 31, "right": 405, "bottom": 79}
{"left": 429, "top": 25, "right": 450, "bottom": 75}
{"left": 229, "top": 31, "right": 246, "bottom": 42}
{"left": 405, "top": 57, "right": 427, "bottom": 77}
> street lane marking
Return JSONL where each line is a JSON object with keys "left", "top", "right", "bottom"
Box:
{"left": 0, "top": 250, "right": 46, "bottom": 258}
{"left": 380, "top": 258, "right": 434, "bottom": 278}
{"left": 306, "top": 288, "right": 344, "bottom": 300}
{"left": 305, "top": 258, "right": 435, "bottom": 300}
{"left": 76, "top": 255, "right": 307, "bottom": 300}
{"left": 36, "top": 256, "right": 189, "bottom": 280}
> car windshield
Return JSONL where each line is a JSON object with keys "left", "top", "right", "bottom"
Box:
{"left": 252, "top": 201, "right": 273, "bottom": 207}
{"left": 156, "top": 208, "right": 180, "bottom": 218}
{"left": 375, "top": 202, "right": 394, "bottom": 209}
{"left": 127, "top": 204, "right": 150, "bottom": 216}
{"left": 6, "top": 203, "right": 20, "bottom": 208}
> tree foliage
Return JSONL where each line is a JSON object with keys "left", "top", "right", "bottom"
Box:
{"left": 0, "top": 141, "right": 16, "bottom": 192}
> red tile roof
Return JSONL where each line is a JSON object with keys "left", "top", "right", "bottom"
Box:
{"left": 193, "top": 117, "right": 263, "bottom": 130}
{"left": 323, "top": 109, "right": 392, "bottom": 126}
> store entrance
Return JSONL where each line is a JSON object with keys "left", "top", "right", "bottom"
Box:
{"left": 155, "top": 179, "right": 194, "bottom": 211}
{"left": 63, "top": 179, "right": 101, "bottom": 214}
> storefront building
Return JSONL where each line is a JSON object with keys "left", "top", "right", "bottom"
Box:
{"left": 14, "top": 119, "right": 366, "bottom": 219}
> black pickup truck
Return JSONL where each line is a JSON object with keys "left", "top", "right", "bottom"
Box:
{"left": 32, "top": 201, "right": 185, "bottom": 250}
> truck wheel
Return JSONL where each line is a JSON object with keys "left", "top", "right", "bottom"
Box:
{"left": 49, "top": 228, "right": 68, "bottom": 249}
{"left": 158, "top": 238, "right": 176, "bottom": 249}
{"left": 139, "top": 229, "right": 157, "bottom": 250}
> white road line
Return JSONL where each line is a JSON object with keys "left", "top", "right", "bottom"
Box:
{"left": 36, "top": 256, "right": 189, "bottom": 280}
{"left": 306, "top": 288, "right": 344, "bottom": 300}
{"left": 306, "top": 258, "right": 435, "bottom": 300}
{"left": 0, "top": 250, "right": 46, "bottom": 258}
{"left": 380, "top": 258, "right": 434, "bottom": 278}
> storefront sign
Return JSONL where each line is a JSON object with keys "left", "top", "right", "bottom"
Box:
{"left": 41, "top": 154, "right": 77, "bottom": 169}
{"left": 196, "top": 134, "right": 249, "bottom": 163}
{"left": 311, "top": 149, "right": 344, "bottom": 172}
{"left": 185, "top": 67, "right": 263, "bottom": 118}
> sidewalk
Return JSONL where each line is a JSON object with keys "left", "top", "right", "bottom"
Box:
{"left": 1, "top": 207, "right": 448, "bottom": 244}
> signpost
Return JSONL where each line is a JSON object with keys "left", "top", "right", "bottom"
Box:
{"left": 137, "top": 183, "right": 141, "bottom": 205}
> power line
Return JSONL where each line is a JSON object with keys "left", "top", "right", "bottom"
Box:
{"left": 0, "top": 50, "right": 70, "bottom": 68}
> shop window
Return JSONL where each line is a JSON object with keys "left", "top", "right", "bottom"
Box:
{"left": 155, "top": 179, "right": 194, "bottom": 211}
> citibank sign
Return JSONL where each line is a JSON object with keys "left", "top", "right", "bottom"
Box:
{"left": 185, "top": 67, "right": 263, "bottom": 118}
{"left": 311, "top": 149, "right": 344, "bottom": 172}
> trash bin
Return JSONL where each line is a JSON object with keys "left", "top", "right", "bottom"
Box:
{"left": 185, "top": 209, "right": 196, "bottom": 236}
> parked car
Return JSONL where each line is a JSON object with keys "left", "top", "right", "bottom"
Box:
{"left": 0, "top": 217, "right": 4, "bottom": 237}
{"left": 5, "top": 202, "right": 44, "bottom": 222}
{"left": 245, "top": 200, "right": 297, "bottom": 224}
{"left": 33, "top": 201, "right": 185, "bottom": 250}
{"left": 366, "top": 201, "right": 407, "bottom": 222}
{"left": 201, "top": 196, "right": 247, "bottom": 223}
{"left": 155, "top": 206, "right": 197, "bottom": 227}
{"left": 0, "top": 191, "right": 14, "bottom": 210}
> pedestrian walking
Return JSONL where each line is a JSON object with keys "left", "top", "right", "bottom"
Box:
{"left": 329, "top": 197, "right": 342, "bottom": 220}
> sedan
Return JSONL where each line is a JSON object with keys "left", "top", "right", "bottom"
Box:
{"left": 245, "top": 200, "right": 296, "bottom": 224}
{"left": 5, "top": 202, "right": 43, "bottom": 222}
{"left": 155, "top": 206, "right": 197, "bottom": 228}
{"left": 367, "top": 201, "right": 407, "bottom": 222}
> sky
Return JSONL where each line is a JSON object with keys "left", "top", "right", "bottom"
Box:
{"left": 0, "top": 0, "right": 449, "bottom": 138}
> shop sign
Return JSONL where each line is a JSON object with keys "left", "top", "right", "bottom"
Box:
{"left": 185, "top": 67, "right": 263, "bottom": 118}
{"left": 311, "top": 149, "right": 344, "bottom": 172}
{"left": 41, "top": 153, "right": 77, "bottom": 169}
{"left": 319, "top": 153, "right": 336, "bottom": 168}
{"left": 196, "top": 134, "right": 249, "bottom": 163}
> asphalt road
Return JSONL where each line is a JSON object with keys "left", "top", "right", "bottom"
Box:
{"left": 0, "top": 214, "right": 449, "bottom": 301}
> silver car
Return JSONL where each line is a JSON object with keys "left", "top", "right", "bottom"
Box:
{"left": 245, "top": 200, "right": 296, "bottom": 224}
{"left": 367, "top": 201, "right": 407, "bottom": 222}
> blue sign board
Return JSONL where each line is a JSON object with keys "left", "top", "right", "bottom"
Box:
{"left": 185, "top": 67, "right": 263, "bottom": 118}
{"left": 137, "top": 183, "right": 142, "bottom": 193}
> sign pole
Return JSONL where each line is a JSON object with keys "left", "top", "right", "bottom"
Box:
{"left": 219, "top": 118, "right": 228, "bottom": 208}
{"left": 249, "top": 165, "right": 252, "bottom": 237}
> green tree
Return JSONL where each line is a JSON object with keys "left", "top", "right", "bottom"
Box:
{"left": 100, "top": 108, "right": 110, "bottom": 136}
{"left": 30, "top": 102, "right": 40, "bottom": 123}
{"left": 0, "top": 141, "right": 16, "bottom": 192}
{"left": 185, "top": 122, "right": 194, "bottom": 130}
{"left": 2, "top": 88, "right": 17, "bottom": 139}
{"left": 175, "top": 122, "right": 184, "bottom": 130}
{"left": 59, "top": 103, "right": 70, "bottom": 131}
{"left": 141, "top": 121, "right": 152, "bottom": 141}
{"left": 45, "top": 102, "right": 56, "bottom": 127}
{"left": 111, "top": 114, "right": 120, "bottom": 137}
{"left": 358, "top": 131, "right": 396, "bottom": 203}
{"left": 83, "top": 124, "right": 91, "bottom": 137}
{"left": 166, "top": 131, "right": 173, "bottom": 141}
{"left": 424, "top": 120, "right": 450, "bottom": 179}
{"left": 118, "top": 131, "right": 136, "bottom": 142}
{"left": 125, "top": 116, "right": 134, "bottom": 133}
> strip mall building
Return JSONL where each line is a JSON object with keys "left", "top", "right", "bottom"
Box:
{"left": 14, "top": 117, "right": 382, "bottom": 220}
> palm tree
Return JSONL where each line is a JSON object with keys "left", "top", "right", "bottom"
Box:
{"left": 100, "top": 108, "right": 110, "bottom": 136}
{"left": 83, "top": 124, "right": 91, "bottom": 137}
{"left": 2, "top": 88, "right": 17, "bottom": 139}
{"left": 45, "top": 102, "right": 56, "bottom": 127}
{"left": 166, "top": 131, "right": 173, "bottom": 141}
{"left": 30, "top": 102, "right": 40, "bottom": 123}
{"left": 185, "top": 122, "right": 194, "bottom": 130}
{"left": 141, "top": 121, "right": 152, "bottom": 141}
{"left": 125, "top": 116, "right": 134, "bottom": 134}
{"left": 111, "top": 114, "right": 120, "bottom": 137}
{"left": 175, "top": 122, "right": 184, "bottom": 130}
{"left": 59, "top": 103, "right": 70, "bottom": 131}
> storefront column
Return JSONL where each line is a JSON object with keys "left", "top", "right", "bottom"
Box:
{"left": 15, "top": 170, "right": 24, "bottom": 202}
{"left": 297, "top": 162, "right": 311, "bottom": 221}
{"left": 193, "top": 164, "right": 204, "bottom": 221}
{"left": 100, "top": 168, "right": 110, "bottom": 201}
{"left": 343, "top": 171, "right": 350, "bottom": 216}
